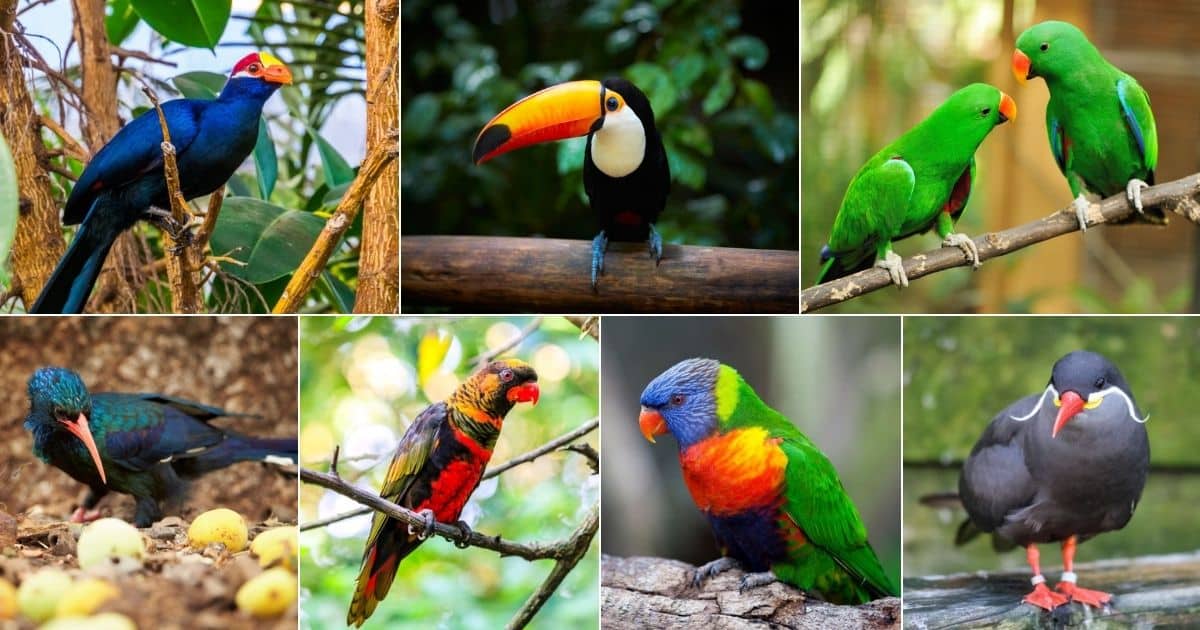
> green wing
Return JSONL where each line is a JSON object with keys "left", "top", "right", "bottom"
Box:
{"left": 819, "top": 157, "right": 916, "bottom": 282}
{"left": 1116, "top": 77, "right": 1157, "bottom": 175}
{"left": 361, "top": 402, "right": 443, "bottom": 551}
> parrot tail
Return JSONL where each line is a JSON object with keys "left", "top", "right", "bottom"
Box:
{"left": 30, "top": 220, "right": 118, "bottom": 314}
{"left": 172, "top": 432, "right": 297, "bottom": 477}
{"left": 814, "top": 245, "right": 871, "bottom": 285}
{"left": 348, "top": 520, "right": 425, "bottom": 627}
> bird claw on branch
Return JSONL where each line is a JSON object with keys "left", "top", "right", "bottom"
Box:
{"left": 874, "top": 250, "right": 909, "bottom": 287}
{"left": 942, "top": 232, "right": 981, "bottom": 268}
{"left": 691, "top": 556, "right": 740, "bottom": 588}
{"left": 1126, "top": 178, "right": 1149, "bottom": 214}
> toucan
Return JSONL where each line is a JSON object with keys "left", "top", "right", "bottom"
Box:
{"left": 473, "top": 78, "right": 670, "bottom": 289}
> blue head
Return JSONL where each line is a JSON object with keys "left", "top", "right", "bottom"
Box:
{"left": 217, "top": 51, "right": 293, "bottom": 104}
{"left": 639, "top": 358, "right": 721, "bottom": 449}
{"left": 25, "top": 367, "right": 107, "bottom": 483}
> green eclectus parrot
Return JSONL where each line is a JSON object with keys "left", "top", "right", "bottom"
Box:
{"left": 816, "top": 83, "right": 1016, "bottom": 287}
{"left": 638, "top": 358, "right": 896, "bottom": 604}
{"left": 1013, "top": 20, "right": 1161, "bottom": 231}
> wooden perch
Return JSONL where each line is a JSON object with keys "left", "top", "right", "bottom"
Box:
{"left": 802, "top": 173, "right": 1200, "bottom": 312}
{"left": 402, "top": 236, "right": 799, "bottom": 313}
{"left": 601, "top": 555, "right": 899, "bottom": 629}
{"left": 904, "top": 551, "right": 1200, "bottom": 628}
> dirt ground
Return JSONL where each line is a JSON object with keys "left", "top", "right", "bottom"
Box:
{"left": 0, "top": 317, "right": 298, "bottom": 629}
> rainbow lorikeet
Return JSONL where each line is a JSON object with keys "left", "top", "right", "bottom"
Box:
{"left": 24, "top": 367, "right": 297, "bottom": 527}
{"left": 31, "top": 52, "right": 292, "bottom": 313}
{"left": 638, "top": 358, "right": 896, "bottom": 604}
{"left": 1014, "top": 21, "right": 1160, "bottom": 231}
{"left": 816, "top": 83, "right": 1016, "bottom": 287}
{"left": 348, "top": 359, "right": 540, "bottom": 626}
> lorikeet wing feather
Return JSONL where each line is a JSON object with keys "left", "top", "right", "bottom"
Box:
{"left": 817, "top": 157, "right": 916, "bottom": 283}
{"left": 1116, "top": 78, "right": 1156, "bottom": 179}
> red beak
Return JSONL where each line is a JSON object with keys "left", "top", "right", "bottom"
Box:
{"left": 1012, "top": 49, "right": 1031, "bottom": 84}
{"left": 506, "top": 382, "right": 540, "bottom": 405}
{"left": 638, "top": 407, "right": 668, "bottom": 443}
{"left": 1052, "top": 391, "right": 1085, "bottom": 438}
{"left": 58, "top": 413, "right": 107, "bottom": 484}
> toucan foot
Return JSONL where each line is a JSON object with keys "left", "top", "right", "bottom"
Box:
{"left": 69, "top": 507, "right": 103, "bottom": 523}
{"left": 875, "top": 250, "right": 909, "bottom": 288}
{"left": 1023, "top": 582, "right": 1070, "bottom": 610}
{"left": 408, "top": 508, "right": 436, "bottom": 540}
{"left": 1055, "top": 582, "right": 1112, "bottom": 608}
{"left": 1072, "top": 195, "right": 1093, "bottom": 232}
{"left": 590, "top": 231, "right": 608, "bottom": 291}
{"left": 942, "top": 232, "right": 981, "bottom": 268}
{"left": 452, "top": 520, "right": 473, "bottom": 549}
{"left": 691, "top": 556, "right": 739, "bottom": 588}
{"left": 1126, "top": 178, "right": 1149, "bottom": 215}
{"left": 647, "top": 224, "right": 663, "bottom": 265}
{"left": 738, "top": 571, "right": 778, "bottom": 593}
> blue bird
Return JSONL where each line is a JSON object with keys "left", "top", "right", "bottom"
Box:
{"left": 24, "top": 367, "right": 297, "bottom": 527}
{"left": 31, "top": 52, "right": 292, "bottom": 313}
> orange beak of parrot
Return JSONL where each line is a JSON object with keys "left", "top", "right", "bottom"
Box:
{"left": 1012, "top": 49, "right": 1032, "bottom": 85}
{"left": 1052, "top": 390, "right": 1085, "bottom": 438}
{"left": 638, "top": 407, "right": 668, "bottom": 443}
{"left": 998, "top": 91, "right": 1017, "bottom": 123}
{"left": 506, "top": 382, "right": 540, "bottom": 405}
{"left": 57, "top": 413, "right": 107, "bottom": 485}
{"left": 473, "top": 80, "right": 604, "bottom": 165}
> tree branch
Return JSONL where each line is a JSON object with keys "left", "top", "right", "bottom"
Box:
{"left": 468, "top": 317, "right": 542, "bottom": 368}
{"left": 802, "top": 173, "right": 1200, "bottom": 312}
{"left": 565, "top": 316, "right": 599, "bottom": 341}
{"left": 506, "top": 505, "right": 599, "bottom": 630}
{"left": 402, "top": 236, "right": 799, "bottom": 313}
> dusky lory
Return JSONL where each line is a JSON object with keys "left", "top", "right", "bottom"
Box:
{"left": 1014, "top": 21, "right": 1160, "bottom": 231}
{"left": 816, "top": 83, "right": 1016, "bottom": 287}
{"left": 638, "top": 358, "right": 896, "bottom": 604}
{"left": 24, "top": 367, "right": 297, "bottom": 527}
{"left": 348, "top": 359, "right": 540, "bottom": 626}
{"left": 31, "top": 52, "right": 292, "bottom": 313}
{"left": 473, "top": 78, "right": 669, "bottom": 289}
{"left": 957, "top": 351, "right": 1148, "bottom": 610}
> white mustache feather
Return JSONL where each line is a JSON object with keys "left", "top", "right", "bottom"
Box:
{"left": 1008, "top": 383, "right": 1149, "bottom": 424}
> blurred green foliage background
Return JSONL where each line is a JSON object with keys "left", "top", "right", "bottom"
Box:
{"left": 904, "top": 317, "right": 1200, "bottom": 575}
{"left": 401, "top": 0, "right": 798, "bottom": 250}
{"left": 298, "top": 316, "right": 598, "bottom": 629}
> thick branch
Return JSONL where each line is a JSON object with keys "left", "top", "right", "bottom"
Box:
{"left": 802, "top": 174, "right": 1200, "bottom": 312}
{"left": 273, "top": 134, "right": 398, "bottom": 313}
{"left": 402, "top": 236, "right": 799, "bottom": 313}
{"left": 601, "top": 555, "right": 900, "bottom": 629}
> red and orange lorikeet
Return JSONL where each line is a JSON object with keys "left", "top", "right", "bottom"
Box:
{"left": 639, "top": 358, "right": 896, "bottom": 604}
{"left": 347, "top": 359, "right": 539, "bottom": 626}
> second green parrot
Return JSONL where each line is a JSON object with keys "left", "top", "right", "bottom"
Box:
{"left": 816, "top": 83, "right": 1016, "bottom": 287}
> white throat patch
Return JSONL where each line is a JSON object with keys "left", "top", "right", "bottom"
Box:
{"left": 591, "top": 105, "right": 645, "bottom": 178}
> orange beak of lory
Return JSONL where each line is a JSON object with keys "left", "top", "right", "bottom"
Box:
{"left": 506, "top": 382, "right": 540, "bottom": 405}
{"left": 1012, "top": 49, "right": 1032, "bottom": 85}
{"left": 1052, "top": 390, "right": 1085, "bottom": 438}
{"left": 57, "top": 413, "right": 107, "bottom": 485}
{"left": 638, "top": 407, "right": 668, "bottom": 443}
{"left": 998, "top": 91, "right": 1017, "bottom": 123}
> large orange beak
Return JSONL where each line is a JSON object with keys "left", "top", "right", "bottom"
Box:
{"left": 58, "top": 413, "right": 107, "bottom": 484}
{"left": 638, "top": 407, "right": 667, "bottom": 443}
{"left": 473, "top": 80, "right": 604, "bottom": 165}
{"left": 263, "top": 63, "right": 293, "bottom": 85}
{"left": 1052, "top": 390, "right": 1085, "bottom": 438}
{"left": 998, "top": 91, "right": 1017, "bottom": 123}
{"left": 506, "top": 382, "right": 540, "bottom": 405}
{"left": 1012, "top": 49, "right": 1031, "bottom": 85}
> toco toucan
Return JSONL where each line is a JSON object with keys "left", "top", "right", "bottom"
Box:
{"left": 473, "top": 78, "right": 670, "bottom": 289}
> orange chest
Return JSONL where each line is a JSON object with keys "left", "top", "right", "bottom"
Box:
{"left": 679, "top": 428, "right": 788, "bottom": 517}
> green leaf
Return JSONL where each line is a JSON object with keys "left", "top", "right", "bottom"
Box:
{"left": 702, "top": 69, "right": 735, "bottom": 116}
{"left": 727, "top": 35, "right": 769, "bottom": 71}
{"left": 106, "top": 0, "right": 141, "bottom": 46}
{"left": 670, "top": 53, "right": 706, "bottom": 92}
{"left": 665, "top": 143, "right": 705, "bottom": 190}
{"left": 625, "top": 62, "right": 677, "bottom": 115}
{"left": 171, "top": 71, "right": 224, "bottom": 99}
{"left": 0, "top": 133, "right": 18, "bottom": 287}
{"left": 253, "top": 118, "right": 277, "bottom": 199}
{"left": 319, "top": 271, "right": 354, "bottom": 313}
{"left": 209, "top": 197, "right": 325, "bottom": 284}
{"left": 130, "top": 0, "right": 231, "bottom": 49}
{"left": 740, "top": 78, "right": 776, "bottom": 117}
{"left": 402, "top": 93, "right": 440, "bottom": 143}
{"left": 308, "top": 129, "right": 355, "bottom": 187}
{"left": 556, "top": 136, "right": 586, "bottom": 176}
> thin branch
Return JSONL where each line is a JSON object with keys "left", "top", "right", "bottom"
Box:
{"left": 802, "top": 173, "right": 1200, "bottom": 312}
{"left": 38, "top": 114, "right": 89, "bottom": 160}
{"left": 193, "top": 188, "right": 224, "bottom": 255}
{"left": 564, "top": 316, "right": 599, "bottom": 341}
{"left": 468, "top": 317, "right": 543, "bottom": 368}
{"left": 505, "top": 505, "right": 599, "bottom": 630}
{"left": 111, "top": 46, "right": 177, "bottom": 67}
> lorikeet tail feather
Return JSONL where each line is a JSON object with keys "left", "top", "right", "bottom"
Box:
{"left": 347, "top": 520, "right": 423, "bottom": 627}
{"left": 172, "top": 433, "right": 296, "bottom": 477}
{"left": 815, "top": 245, "right": 871, "bottom": 285}
{"left": 30, "top": 220, "right": 118, "bottom": 314}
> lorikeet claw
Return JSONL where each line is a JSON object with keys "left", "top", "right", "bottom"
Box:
{"left": 942, "top": 232, "right": 981, "bottom": 268}
{"left": 647, "top": 223, "right": 663, "bottom": 265}
{"left": 408, "top": 508, "right": 436, "bottom": 540}
{"left": 452, "top": 520, "right": 473, "bottom": 549}
{"left": 1055, "top": 581, "right": 1112, "bottom": 608}
{"left": 69, "top": 507, "right": 103, "bottom": 523}
{"left": 1072, "top": 195, "right": 1093, "bottom": 232}
{"left": 875, "top": 250, "right": 909, "bottom": 287}
{"left": 590, "top": 231, "right": 608, "bottom": 291}
{"left": 691, "top": 556, "right": 739, "bottom": 588}
{"left": 1023, "top": 582, "right": 1069, "bottom": 610}
{"left": 739, "top": 571, "right": 778, "bottom": 592}
{"left": 1125, "top": 178, "right": 1149, "bottom": 214}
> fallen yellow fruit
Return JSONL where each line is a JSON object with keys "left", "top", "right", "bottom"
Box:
{"left": 42, "top": 612, "right": 136, "bottom": 630}
{"left": 16, "top": 568, "right": 71, "bottom": 622}
{"left": 77, "top": 518, "right": 145, "bottom": 569}
{"left": 188, "top": 508, "right": 248, "bottom": 552}
{"left": 0, "top": 579, "right": 16, "bottom": 619}
{"left": 236, "top": 568, "right": 297, "bottom": 618}
{"left": 250, "top": 526, "right": 298, "bottom": 571}
{"left": 56, "top": 578, "right": 119, "bottom": 617}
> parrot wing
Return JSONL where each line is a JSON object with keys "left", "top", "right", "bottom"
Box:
{"left": 818, "top": 157, "right": 916, "bottom": 282}
{"left": 1048, "top": 115, "right": 1068, "bottom": 175}
{"left": 1116, "top": 77, "right": 1158, "bottom": 178}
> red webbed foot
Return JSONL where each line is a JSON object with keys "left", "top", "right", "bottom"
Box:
{"left": 1055, "top": 581, "right": 1112, "bottom": 608}
{"left": 1023, "top": 582, "right": 1069, "bottom": 610}
{"left": 69, "top": 507, "right": 103, "bottom": 523}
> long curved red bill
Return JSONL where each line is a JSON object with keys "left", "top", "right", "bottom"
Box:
{"left": 1053, "top": 391, "right": 1085, "bottom": 438}
{"left": 59, "top": 413, "right": 107, "bottom": 484}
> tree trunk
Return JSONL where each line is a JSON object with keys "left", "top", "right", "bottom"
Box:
{"left": 353, "top": 0, "right": 399, "bottom": 313}
{"left": 0, "top": 0, "right": 65, "bottom": 308}
{"left": 72, "top": 0, "right": 142, "bottom": 313}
